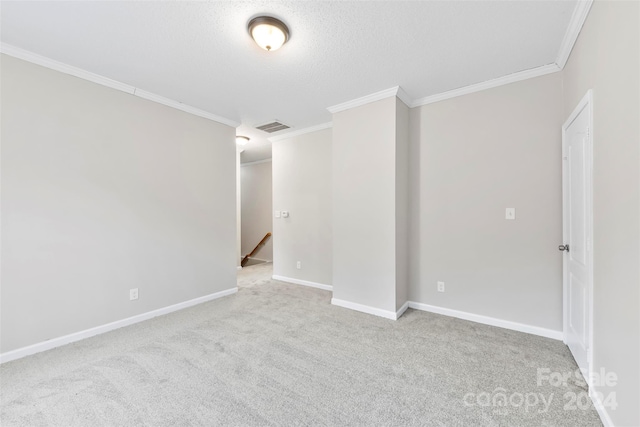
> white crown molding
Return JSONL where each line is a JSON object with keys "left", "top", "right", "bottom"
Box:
{"left": 268, "top": 122, "right": 333, "bottom": 142}
{"left": 241, "top": 158, "right": 272, "bottom": 167}
{"left": 555, "top": 0, "right": 594, "bottom": 69}
{"left": 0, "top": 287, "right": 238, "bottom": 364}
{"left": 272, "top": 275, "right": 333, "bottom": 291}
{"left": 0, "top": 43, "right": 240, "bottom": 128}
{"left": 133, "top": 88, "right": 239, "bottom": 128}
{"left": 407, "top": 301, "right": 563, "bottom": 340}
{"left": 327, "top": 60, "right": 563, "bottom": 113}
{"left": 327, "top": 86, "right": 404, "bottom": 114}
{"left": 410, "top": 63, "right": 561, "bottom": 108}
{"left": 395, "top": 86, "right": 412, "bottom": 108}
{"left": 1, "top": 43, "right": 135, "bottom": 94}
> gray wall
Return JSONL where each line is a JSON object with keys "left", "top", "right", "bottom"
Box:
{"left": 562, "top": 2, "right": 639, "bottom": 425}
{"left": 236, "top": 149, "right": 242, "bottom": 267}
{"left": 332, "top": 97, "right": 398, "bottom": 313}
{"left": 409, "top": 72, "right": 564, "bottom": 331}
{"left": 272, "top": 129, "right": 332, "bottom": 285}
{"left": 240, "top": 161, "right": 273, "bottom": 261}
{"left": 395, "top": 99, "right": 410, "bottom": 311}
{"left": 0, "top": 55, "right": 237, "bottom": 353}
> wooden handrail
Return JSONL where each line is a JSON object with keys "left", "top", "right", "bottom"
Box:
{"left": 241, "top": 232, "right": 272, "bottom": 267}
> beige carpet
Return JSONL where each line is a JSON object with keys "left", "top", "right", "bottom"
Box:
{"left": 0, "top": 263, "right": 602, "bottom": 426}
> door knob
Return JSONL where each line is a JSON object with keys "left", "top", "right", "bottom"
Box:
{"left": 558, "top": 244, "right": 570, "bottom": 252}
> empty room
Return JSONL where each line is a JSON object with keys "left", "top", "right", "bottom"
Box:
{"left": 1, "top": 1, "right": 638, "bottom": 426}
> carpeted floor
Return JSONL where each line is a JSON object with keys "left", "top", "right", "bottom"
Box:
{"left": 1, "top": 263, "right": 602, "bottom": 426}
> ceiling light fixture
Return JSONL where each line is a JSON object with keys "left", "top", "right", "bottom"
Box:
{"left": 248, "top": 16, "right": 289, "bottom": 51}
{"left": 236, "top": 136, "right": 250, "bottom": 146}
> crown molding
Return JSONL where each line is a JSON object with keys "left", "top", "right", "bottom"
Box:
{"left": 4, "top": 0, "right": 591, "bottom": 130}
{"left": 327, "top": 86, "right": 405, "bottom": 114}
{"left": 395, "top": 86, "right": 412, "bottom": 108}
{"left": 555, "top": 0, "right": 594, "bottom": 69}
{"left": 0, "top": 43, "right": 240, "bottom": 128}
{"left": 327, "top": 61, "right": 561, "bottom": 112}
{"left": 410, "top": 63, "right": 561, "bottom": 108}
{"left": 268, "top": 122, "right": 333, "bottom": 142}
{"left": 132, "top": 89, "right": 239, "bottom": 127}
{"left": 1, "top": 43, "right": 135, "bottom": 94}
{"left": 326, "top": 2, "right": 592, "bottom": 113}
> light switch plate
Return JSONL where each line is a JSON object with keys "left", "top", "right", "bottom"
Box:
{"left": 274, "top": 210, "right": 281, "bottom": 218}
{"left": 505, "top": 208, "right": 516, "bottom": 220}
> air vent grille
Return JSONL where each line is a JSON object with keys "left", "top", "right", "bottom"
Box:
{"left": 256, "top": 121, "right": 290, "bottom": 133}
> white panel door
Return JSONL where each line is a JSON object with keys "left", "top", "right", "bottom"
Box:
{"left": 562, "top": 91, "right": 593, "bottom": 379}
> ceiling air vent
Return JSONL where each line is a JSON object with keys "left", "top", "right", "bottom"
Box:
{"left": 255, "top": 120, "right": 290, "bottom": 133}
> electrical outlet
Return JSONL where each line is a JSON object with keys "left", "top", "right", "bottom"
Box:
{"left": 130, "top": 288, "right": 138, "bottom": 300}
{"left": 437, "top": 281, "right": 445, "bottom": 292}
{"left": 505, "top": 208, "right": 516, "bottom": 220}
{"left": 296, "top": 261, "right": 301, "bottom": 269}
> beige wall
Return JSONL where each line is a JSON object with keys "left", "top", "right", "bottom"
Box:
{"left": 409, "top": 72, "right": 564, "bottom": 331}
{"left": 236, "top": 149, "right": 242, "bottom": 267}
{"left": 241, "top": 161, "right": 273, "bottom": 261}
{"left": 272, "top": 129, "right": 332, "bottom": 285}
{"left": 332, "top": 97, "right": 398, "bottom": 313}
{"left": 562, "top": 2, "right": 640, "bottom": 425}
{"left": 395, "top": 98, "right": 410, "bottom": 311}
{"left": 0, "top": 55, "right": 237, "bottom": 353}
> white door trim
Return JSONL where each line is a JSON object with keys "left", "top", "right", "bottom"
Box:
{"left": 561, "top": 89, "right": 594, "bottom": 385}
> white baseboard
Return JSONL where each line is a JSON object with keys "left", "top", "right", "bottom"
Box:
{"left": 0, "top": 287, "right": 238, "bottom": 364}
{"left": 589, "top": 387, "right": 614, "bottom": 427}
{"left": 396, "top": 301, "right": 410, "bottom": 319}
{"left": 272, "top": 275, "right": 333, "bottom": 291}
{"left": 331, "top": 298, "right": 402, "bottom": 320}
{"left": 407, "top": 302, "right": 563, "bottom": 340}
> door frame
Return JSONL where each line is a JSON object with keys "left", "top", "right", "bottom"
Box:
{"left": 561, "top": 89, "right": 594, "bottom": 384}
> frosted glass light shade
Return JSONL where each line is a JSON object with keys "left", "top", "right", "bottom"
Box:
{"left": 236, "top": 136, "right": 250, "bottom": 145}
{"left": 248, "top": 16, "right": 289, "bottom": 51}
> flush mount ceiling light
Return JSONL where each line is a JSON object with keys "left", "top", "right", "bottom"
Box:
{"left": 248, "top": 16, "right": 289, "bottom": 51}
{"left": 236, "top": 136, "right": 250, "bottom": 146}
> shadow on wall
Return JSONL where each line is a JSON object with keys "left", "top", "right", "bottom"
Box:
{"left": 240, "top": 159, "right": 273, "bottom": 262}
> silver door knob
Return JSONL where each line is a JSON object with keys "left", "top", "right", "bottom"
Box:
{"left": 558, "top": 244, "right": 569, "bottom": 252}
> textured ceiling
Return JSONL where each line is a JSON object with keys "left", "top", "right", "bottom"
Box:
{"left": 1, "top": 0, "right": 577, "bottom": 157}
